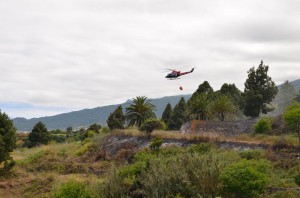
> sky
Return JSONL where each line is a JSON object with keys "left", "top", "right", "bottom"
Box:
{"left": 1, "top": 0, "right": 300, "bottom": 119}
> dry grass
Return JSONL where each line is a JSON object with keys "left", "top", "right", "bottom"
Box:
{"left": 113, "top": 129, "right": 299, "bottom": 147}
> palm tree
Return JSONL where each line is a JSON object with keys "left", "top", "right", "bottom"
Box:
{"left": 188, "top": 93, "right": 213, "bottom": 120}
{"left": 212, "top": 95, "right": 235, "bottom": 121}
{"left": 125, "top": 96, "right": 156, "bottom": 127}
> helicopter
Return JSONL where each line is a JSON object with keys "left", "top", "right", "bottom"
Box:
{"left": 165, "top": 68, "right": 194, "bottom": 80}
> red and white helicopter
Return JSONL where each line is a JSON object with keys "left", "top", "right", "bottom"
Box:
{"left": 165, "top": 68, "right": 194, "bottom": 80}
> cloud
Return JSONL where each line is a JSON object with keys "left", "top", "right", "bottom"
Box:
{"left": 0, "top": 0, "right": 300, "bottom": 118}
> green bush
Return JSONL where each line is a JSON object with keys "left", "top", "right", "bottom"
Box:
{"left": 53, "top": 180, "right": 94, "bottom": 198}
{"left": 188, "top": 142, "right": 212, "bottom": 154}
{"left": 239, "top": 149, "right": 265, "bottom": 160}
{"left": 254, "top": 117, "right": 272, "bottom": 134}
{"left": 267, "top": 190, "right": 300, "bottom": 198}
{"left": 295, "top": 172, "right": 300, "bottom": 186}
{"left": 149, "top": 137, "right": 163, "bottom": 151}
{"left": 220, "top": 159, "right": 271, "bottom": 198}
{"left": 139, "top": 118, "right": 164, "bottom": 138}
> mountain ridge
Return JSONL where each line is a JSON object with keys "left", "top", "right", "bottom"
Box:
{"left": 13, "top": 95, "right": 191, "bottom": 132}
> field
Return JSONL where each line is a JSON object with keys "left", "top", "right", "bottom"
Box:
{"left": 1, "top": 130, "right": 300, "bottom": 198}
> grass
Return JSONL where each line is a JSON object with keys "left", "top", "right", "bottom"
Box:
{"left": 114, "top": 129, "right": 299, "bottom": 147}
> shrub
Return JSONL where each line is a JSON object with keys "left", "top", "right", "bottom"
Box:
{"left": 52, "top": 180, "right": 94, "bottom": 198}
{"left": 220, "top": 159, "right": 271, "bottom": 198}
{"left": 254, "top": 117, "right": 272, "bottom": 134}
{"left": 239, "top": 149, "right": 265, "bottom": 160}
{"left": 139, "top": 118, "right": 164, "bottom": 138}
{"left": 149, "top": 137, "right": 163, "bottom": 151}
{"left": 188, "top": 142, "right": 212, "bottom": 154}
{"left": 295, "top": 172, "right": 300, "bottom": 186}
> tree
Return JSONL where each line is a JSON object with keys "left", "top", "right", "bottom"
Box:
{"left": 125, "top": 96, "right": 156, "bottom": 127}
{"left": 212, "top": 95, "right": 235, "bottom": 121}
{"left": 189, "top": 81, "right": 214, "bottom": 103}
{"left": 220, "top": 160, "right": 270, "bottom": 198}
{"left": 168, "top": 97, "right": 188, "bottom": 130}
{"left": 66, "top": 126, "right": 73, "bottom": 134}
{"left": 242, "top": 61, "right": 278, "bottom": 117}
{"left": 161, "top": 103, "right": 172, "bottom": 125}
{"left": 283, "top": 102, "right": 300, "bottom": 143}
{"left": 0, "top": 110, "right": 16, "bottom": 171}
{"left": 28, "top": 122, "right": 50, "bottom": 147}
{"left": 188, "top": 93, "right": 213, "bottom": 120}
{"left": 87, "top": 123, "right": 101, "bottom": 133}
{"left": 107, "top": 105, "right": 125, "bottom": 130}
{"left": 139, "top": 118, "right": 164, "bottom": 138}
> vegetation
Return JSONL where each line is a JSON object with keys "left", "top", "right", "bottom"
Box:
{"left": 27, "top": 122, "right": 50, "bottom": 147}
{"left": 0, "top": 110, "right": 16, "bottom": 171}
{"left": 125, "top": 96, "right": 156, "bottom": 127}
{"left": 220, "top": 159, "right": 271, "bottom": 198}
{"left": 168, "top": 97, "right": 188, "bottom": 130}
{"left": 161, "top": 103, "right": 172, "bottom": 125}
{"left": 283, "top": 102, "right": 300, "bottom": 143}
{"left": 107, "top": 105, "right": 125, "bottom": 130}
{"left": 188, "top": 93, "right": 213, "bottom": 120}
{"left": 254, "top": 117, "right": 272, "bottom": 134}
{"left": 213, "top": 95, "right": 236, "bottom": 121}
{"left": 242, "top": 60, "right": 278, "bottom": 117}
{"left": 139, "top": 118, "right": 164, "bottom": 138}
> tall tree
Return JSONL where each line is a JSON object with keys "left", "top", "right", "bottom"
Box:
{"left": 189, "top": 81, "right": 214, "bottom": 103}
{"left": 242, "top": 61, "right": 278, "bottom": 117}
{"left": 0, "top": 110, "right": 16, "bottom": 171}
{"left": 168, "top": 97, "right": 188, "bottom": 130}
{"left": 161, "top": 103, "right": 172, "bottom": 125}
{"left": 28, "top": 121, "right": 50, "bottom": 147}
{"left": 125, "top": 96, "right": 156, "bottom": 127}
{"left": 212, "top": 95, "right": 236, "bottom": 121}
{"left": 294, "top": 90, "right": 300, "bottom": 103}
{"left": 107, "top": 105, "right": 125, "bottom": 130}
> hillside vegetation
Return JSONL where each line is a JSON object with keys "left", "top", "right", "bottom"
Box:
{"left": 1, "top": 130, "right": 299, "bottom": 198}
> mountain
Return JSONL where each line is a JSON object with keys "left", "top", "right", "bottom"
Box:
{"left": 13, "top": 94, "right": 191, "bottom": 132}
{"left": 290, "top": 79, "right": 300, "bottom": 90}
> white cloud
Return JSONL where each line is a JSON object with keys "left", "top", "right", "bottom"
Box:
{"left": 0, "top": 0, "right": 300, "bottom": 118}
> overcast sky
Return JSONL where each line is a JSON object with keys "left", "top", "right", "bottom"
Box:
{"left": 1, "top": 0, "right": 300, "bottom": 119}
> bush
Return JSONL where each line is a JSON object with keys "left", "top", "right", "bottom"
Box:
{"left": 139, "top": 118, "right": 164, "bottom": 138}
{"left": 149, "top": 137, "right": 163, "bottom": 151}
{"left": 52, "top": 180, "right": 94, "bottom": 198}
{"left": 220, "top": 159, "right": 271, "bottom": 198}
{"left": 255, "top": 117, "right": 272, "bottom": 134}
{"left": 295, "top": 172, "right": 300, "bottom": 186}
{"left": 239, "top": 150, "right": 265, "bottom": 160}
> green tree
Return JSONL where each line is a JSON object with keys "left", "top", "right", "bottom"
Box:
{"left": 283, "top": 102, "right": 300, "bottom": 143}
{"left": 168, "top": 97, "right": 188, "bottom": 130}
{"left": 220, "top": 83, "right": 242, "bottom": 106}
{"left": 28, "top": 122, "right": 50, "bottom": 147}
{"left": 87, "top": 123, "right": 101, "bottom": 133}
{"left": 220, "top": 159, "right": 270, "bottom": 198}
{"left": 212, "top": 95, "right": 236, "bottom": 121}
{"left": 161, "top": 103, "right": 172, "bottom": 125}
{"left": 0, "top": 110, "right": 16, "bottom": 171}
{"left": 189, "top": 81, "right": 214, "bottom": 103}
{"left": 188, "top": 93, "right": 213, "bottom": 120}
{"left": 242, "top": 61, "right": 278, "bottom": 117}
{"left": 66, "top": 126, "right": 73, "bottom": 134}
{"left": 125, "top": 96, "right": 156, "bottom": 127}
{"left": 107, "top": 105, "right": 125, "bottom": 130}
{"left": 139, "top": 118, "right": 164, "bottom": 138}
